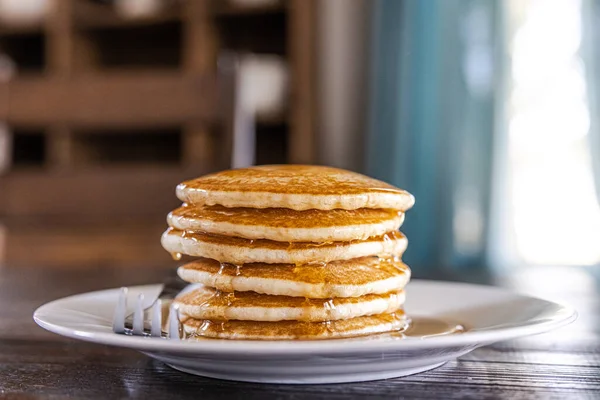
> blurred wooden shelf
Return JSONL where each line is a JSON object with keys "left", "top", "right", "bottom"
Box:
{"left": 0, "top": 167, "right": 205, "bottom": 218}
{"left": 214, "top": 1, "right": 285, "bottom": 16}
{"left": 73, "top": 1, "right": 182, "bottom": 30}
{"left": 1, "top": 218, "right": 177, "bottom": 268}
{"left": 256, "top": 111, "right": 288, "bottom": 126}
{"left": 0, "top": 22, "right": 43, "bottom": 36}
{"left": 0, "top": 0, "right": 317, "bottom": 267}
{"left": 0, "top": 71, "right": 216, "bottom": 129}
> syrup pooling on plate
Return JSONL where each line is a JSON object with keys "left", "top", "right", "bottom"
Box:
{"left": 403, "top": 317, "right": 465, "bottom": 338}
{"left": 378, "top": 317, "right": 465, "bottom": 340}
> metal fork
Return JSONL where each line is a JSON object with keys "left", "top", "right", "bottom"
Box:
{"left": 112, "top": 275, "right": 187, "bottom": 338}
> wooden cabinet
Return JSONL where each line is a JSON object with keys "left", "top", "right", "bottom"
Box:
{"left": 0, "top": 0, "right": 317, "bottom": 267}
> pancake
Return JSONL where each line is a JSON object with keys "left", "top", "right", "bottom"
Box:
{"left": 177, "top": 257, "right": 411, "bottom": 298}
{"left": 161, "top": 228, "right": 408, "bottom": 264}
{"left": 174, "top": 286, "right": 405, "bottom": 322}
{"left": 167, "top": 204, "right": 405, "bottom": 242}
{"left": 176, "top": 165, "right": 415, "bottom": 211}
{"left": 180, "top": 312, "right": 407, "bottom": 340}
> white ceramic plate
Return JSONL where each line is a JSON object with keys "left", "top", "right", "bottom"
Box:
{"left": 33, "top": 280, "right": 576, "bottom": 384}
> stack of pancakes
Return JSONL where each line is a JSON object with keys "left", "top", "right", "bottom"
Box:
{"left": 161, "top": 165, "right": 415, "bottom": 340}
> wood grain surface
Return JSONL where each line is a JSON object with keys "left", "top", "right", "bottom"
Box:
{"left": 1, "top": 264, "right": 598, "bottom": 399}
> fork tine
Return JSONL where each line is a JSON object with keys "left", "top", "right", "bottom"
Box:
{"left": 112, "top": 287, "right": 128, "bottom": 334}
{"left": 168, "top": 304, "right": 180, "bottom": 340}
{"left": 151, "top": 299, "right": 162, "bottom": 337}
{"left": 132, "top": 293, "right": 144, "bottom": 335}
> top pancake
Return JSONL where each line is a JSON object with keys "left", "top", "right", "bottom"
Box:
{"left": 176, "top": 165, "right": 415, "bottom": 211}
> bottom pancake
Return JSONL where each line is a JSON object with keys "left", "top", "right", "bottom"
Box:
{"left": 180, "top": 312, "right": 407, "bottom": 340}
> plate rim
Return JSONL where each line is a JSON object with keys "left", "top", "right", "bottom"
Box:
{"left": 33, "top": 280, "right": 578, "bottom": 355}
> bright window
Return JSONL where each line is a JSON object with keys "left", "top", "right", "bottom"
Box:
{"left": 493, "top": 0, "right": 600, "bottom": 266}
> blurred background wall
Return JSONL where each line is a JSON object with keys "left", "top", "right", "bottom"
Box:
{"left": 316, "top": 0, "right": 371, "bottom": 171}
{"left": 1, "top": 0, "right": 600, "bottom": 276}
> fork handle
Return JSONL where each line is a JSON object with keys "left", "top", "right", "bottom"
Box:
{"left": 157, "top": 274, "right": 188, "bottom": 300}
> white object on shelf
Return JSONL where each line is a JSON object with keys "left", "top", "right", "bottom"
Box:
{"left": 228, "top": 0, "right": 280, "bottom": 7}
{"left": 239, "top": 54, "right": 288, "bottom": 121}
{"left": 114, "top": 0, "right": 166, "bottom": 19}
{"left": 0, "top": 0, "right": 49, "bottom": 25}
{"left": 229, "top": 54, "right": 288, "bottom": 169}
{"left": 0, "top": 123, "right": 11, "bottom": 174}
{"left": 230, "top": 94, "right": 255, "bottom": 170}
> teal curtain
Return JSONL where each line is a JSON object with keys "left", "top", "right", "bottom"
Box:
{"left": 367, "top": 0, "right": 500, "bottom": 271}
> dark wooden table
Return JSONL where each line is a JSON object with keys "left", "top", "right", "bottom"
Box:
{"left": 1, "top": 264, "right": 599, "bottom": 399}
